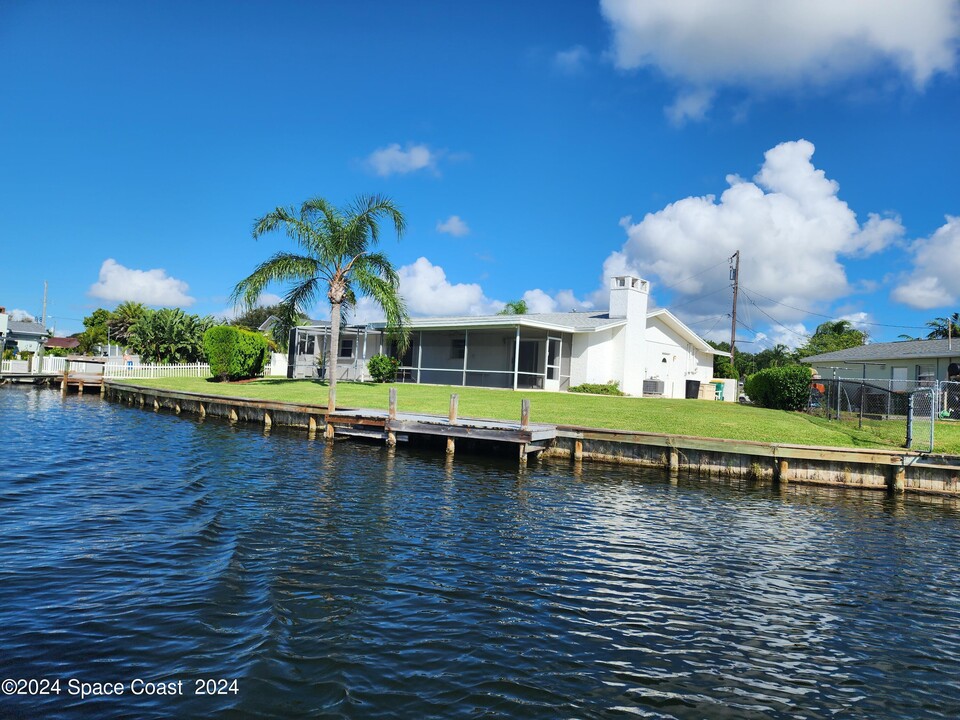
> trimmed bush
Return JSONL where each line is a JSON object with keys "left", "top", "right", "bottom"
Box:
{"left": 743, "top": 366, "right": 812, "bottom": 411}
{"left": 569, "top": 381, "right": 625, "bottom": 396}
{"left": 203, "top": 325, "right": 268, "bottom": 381}
{"left": 367, "top": 354, "right": 399, "bottom": 383}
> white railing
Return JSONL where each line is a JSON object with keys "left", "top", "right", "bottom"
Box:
{"left": 104, "top": 363, "right": 211, "bottom": 379}
{"left": 40, "top": 356, "right": 67, "bottom": 373}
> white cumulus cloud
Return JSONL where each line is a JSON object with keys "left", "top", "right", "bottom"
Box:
{"left": 436, "top": 215, "right": 470, "bottom": 236}
{"left": 892, "top": 216, "right": 960, "bottom": 309}
{"left": 366, "top": 142, "right": 438, "bottom": 177}
{"left": 602, "top": 139, "right": 903, "bottom": 324}
{"left": 601, "top": 0, "right": 959, "bottom": 116}
{"left": 8, "top": 309, "right": 36, "bottom": 322}
{"left": 398, "top": 257, "right": 501, "bottom": 317}
{"left": 521, "top": 288, "right": 593, "bottom": 313}
{"left": 89, "top": 259, "right": 195, "bottom": 307}
{"left": 348, "top": 258, "right": 594, "bottom": 323}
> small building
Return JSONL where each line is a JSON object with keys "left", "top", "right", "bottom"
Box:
{"left": 802, "top": 339, "right": 960, "bottom": 389}
{"left": 0, "top": 308, "right": 48, "bottom": 356}
{"left": 288, "top": 276, "right": 729, "bottom": 398}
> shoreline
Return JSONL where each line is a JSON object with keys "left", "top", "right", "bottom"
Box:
{"left": 100, "top": 381, "right": 960, "bottom": 497}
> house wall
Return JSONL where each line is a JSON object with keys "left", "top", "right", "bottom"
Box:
{"left": 643, "top": 318, "right": 715, "bottom": 399}
{"left": 810, "top": 356, "right": 960, "bottom": 385}
{"left": 571, "top": 328, "right": 619, "bottom": 387}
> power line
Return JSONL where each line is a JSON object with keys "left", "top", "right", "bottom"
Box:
{"left": 669, "top": 284, "right": 731, "bottom": 310}
{"left": 660, "top": 258, "right": 730, "bottom": 292}
{"left": 739, "top": 284, "right": 929, "bottom": 331}
{"left": 740, "top": 288, "right": 811, "bottom": 341}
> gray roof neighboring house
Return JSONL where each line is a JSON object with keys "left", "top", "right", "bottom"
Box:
{"left": 802, "top": 339, "right": 960, "bottom": 365}
{"left": 7, "top": 320, "right": 48, "bottom": 338}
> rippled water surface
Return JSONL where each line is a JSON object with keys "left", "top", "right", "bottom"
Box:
{"left": 3, "top": 387, "right": 960, "bottom": 718}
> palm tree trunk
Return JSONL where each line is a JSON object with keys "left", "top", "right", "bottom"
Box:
{"left": 328, "top": 301, "right": 341, "bottom": 412}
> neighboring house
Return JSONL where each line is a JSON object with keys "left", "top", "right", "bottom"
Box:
{"left": 802, "top": 339, "right": 960, "bottom": 388}
{"left": 0, "top": 308, "right": 48, "bottom": 355}
{"left": 287, "top": 276, "right": 729, "bottom": 398}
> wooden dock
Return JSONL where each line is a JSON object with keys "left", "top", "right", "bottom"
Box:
{"left": 60, "top": 356, "right": 107, "bottom": 395}
{"left": 325, "top": 391, "right": 556, "bottom": 461}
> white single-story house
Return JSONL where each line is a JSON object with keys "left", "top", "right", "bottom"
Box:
{"left": 803, "top": 339, "right": 960, "bottom": 388}
{"left": 287, "top": 276, "right": 731, "bottom": 399}
{"left": 0, "top": 308, "right": 48, "bottom": 356}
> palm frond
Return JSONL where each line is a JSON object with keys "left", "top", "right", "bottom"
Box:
{"left": 231, "top": 253, "right": 321, "bottom": 308}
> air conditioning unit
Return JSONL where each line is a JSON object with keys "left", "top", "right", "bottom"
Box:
{"left": 643, "top": 379, "right": 665, "bottom": 395}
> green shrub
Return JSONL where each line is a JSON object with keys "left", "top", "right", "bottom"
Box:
{"left": 569, "top": 381, "right": 625, "bottom": 396}
{"left": 203, "top": 325, "right": 268, "bottom": 381}
{"left": 367, "top": 354, "right": 399, "bottom": 383}
{"left": 744, "top": 366, "right": 812, "bottom": 411}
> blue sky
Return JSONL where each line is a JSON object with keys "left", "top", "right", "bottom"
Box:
{"left": 2, "top": 1, "right": 959, "bottom": 349}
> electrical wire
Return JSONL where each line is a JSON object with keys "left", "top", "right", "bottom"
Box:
{"left": 739, "top": 284, "right": 929, "bottom": 331}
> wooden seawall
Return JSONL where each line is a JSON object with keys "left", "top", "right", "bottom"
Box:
{"left": 101, "top": 382, "right": 960, "bottom": 496}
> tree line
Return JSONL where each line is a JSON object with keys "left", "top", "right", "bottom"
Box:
{"left": 67, "top": 302, "right": 297, "bottom": 364}
{"left": 709, "top": 319, "right": 868, "bottom": 378}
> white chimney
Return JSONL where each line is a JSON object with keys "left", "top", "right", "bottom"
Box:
{"left": 609, "top": 275, "right": 649, "bottom": 319}
{"left": 608, "top": 276, "right": 649, "bottom": 395}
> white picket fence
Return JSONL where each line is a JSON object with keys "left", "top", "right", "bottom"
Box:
{"left": 4, "top": 355, "right": 286, "bottom": 378}
{"left": 104, "top": 363, "right": 212, "bottom": 379}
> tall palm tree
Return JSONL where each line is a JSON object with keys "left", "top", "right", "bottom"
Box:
{"left": 232, "top": 194, "right": 409, "bottom": 412}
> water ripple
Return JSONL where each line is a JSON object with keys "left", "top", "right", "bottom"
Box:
{"left": 2, "top": 387, "right": 960, "bottom": 718}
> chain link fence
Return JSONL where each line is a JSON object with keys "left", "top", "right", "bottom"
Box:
{"left": 807, "top": 379, "right": 937, "bottom": 451}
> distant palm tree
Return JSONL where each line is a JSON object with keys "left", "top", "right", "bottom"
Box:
{"left": 107, "top": 301, "right": 146, "bottom": 348}
{"left": 925, "top": 313, "right": 960, "bottom": 340}
{"left": 232, "top": 194, "right": 409, "bottom": 412}
{"left": 498, "top": 299, "right": 528, "bottom": 315}
{"left": 128, "top": 308, "right": 213, "bottom": 363}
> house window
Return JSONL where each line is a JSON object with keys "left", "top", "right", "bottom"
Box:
{"left": 918, "top": 364, "right": 936, "bottom": 383}
{"left": 297, "top": 334, "right": 315, "bottom": 355}
{"left": 451, "top": 338, "right": 465, "bottom": 360}
{"left": 339, "top": 339, "right": 354, "bottom": 359}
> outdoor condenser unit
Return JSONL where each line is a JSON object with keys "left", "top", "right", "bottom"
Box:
{"left": 643, "top": 379, "right": 665, "bottom": 395}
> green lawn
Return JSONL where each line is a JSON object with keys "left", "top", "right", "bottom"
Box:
{"left": 116, "top": 376, "right": 960, "bottom": 455}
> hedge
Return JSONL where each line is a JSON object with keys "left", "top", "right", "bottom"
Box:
{"left": 743, "top": 365, "right": 812, "bottom": 411}
{"left": 203, "top": 325, "right": 268, "bottom": 381}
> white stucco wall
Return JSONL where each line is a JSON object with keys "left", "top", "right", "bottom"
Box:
{"left": 642, "top": 317, "right": 716, "bottom": 399}
{"left": 570, "top": 329, "right": 619, "bottom": 387}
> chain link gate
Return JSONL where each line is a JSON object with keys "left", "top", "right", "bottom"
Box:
{"left": 939, "top": 381, "right": 960, "bottom": 421}
{"left": 906, "top": 387, "right": 935, "bottom": 451}
{"left": 808, "top": 379, "right": 936, "bottom": 451}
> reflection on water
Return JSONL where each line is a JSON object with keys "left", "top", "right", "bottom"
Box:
{"left": 2, "top": 387, "right": 960, "bottom": 719}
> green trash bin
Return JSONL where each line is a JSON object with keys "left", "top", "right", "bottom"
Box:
{"left": 712, "top": 381, "right": 724, "bottom": 401}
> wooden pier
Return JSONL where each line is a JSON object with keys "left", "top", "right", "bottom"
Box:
{"left": 60, "top": 356, "right": 107, "bottom": 395}
{"left": 103, "top": 383, "right": 556, "bottom": 463}
{"left": 326, "top": 391, "right": 555, "bottom": 461}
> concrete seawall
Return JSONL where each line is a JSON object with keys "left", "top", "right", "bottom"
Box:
{"left": 103, "top": 381, "right": 960, "bottom": 497}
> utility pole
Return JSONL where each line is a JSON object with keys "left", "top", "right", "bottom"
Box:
{"left": 729, "top": 250, "right": 740, "bottom": 364}
{"left": 42, "top": 281, "right": 48, "bottom": 327}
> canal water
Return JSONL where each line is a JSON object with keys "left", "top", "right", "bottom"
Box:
{"left": 2, "top": 387, "right": 960, "bottom": 719}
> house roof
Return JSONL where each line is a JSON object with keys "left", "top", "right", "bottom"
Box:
{"left": 802, "top": 338, "right": 960, "bottom": 365}
{"left": 45, "top": 336, "right": 80, "bottom": 349}
{"left": 6, "top": 320, "right": 47, "bottom": 337}
{"left": 371, "top": 311, "right": 627, "bottom": 333}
